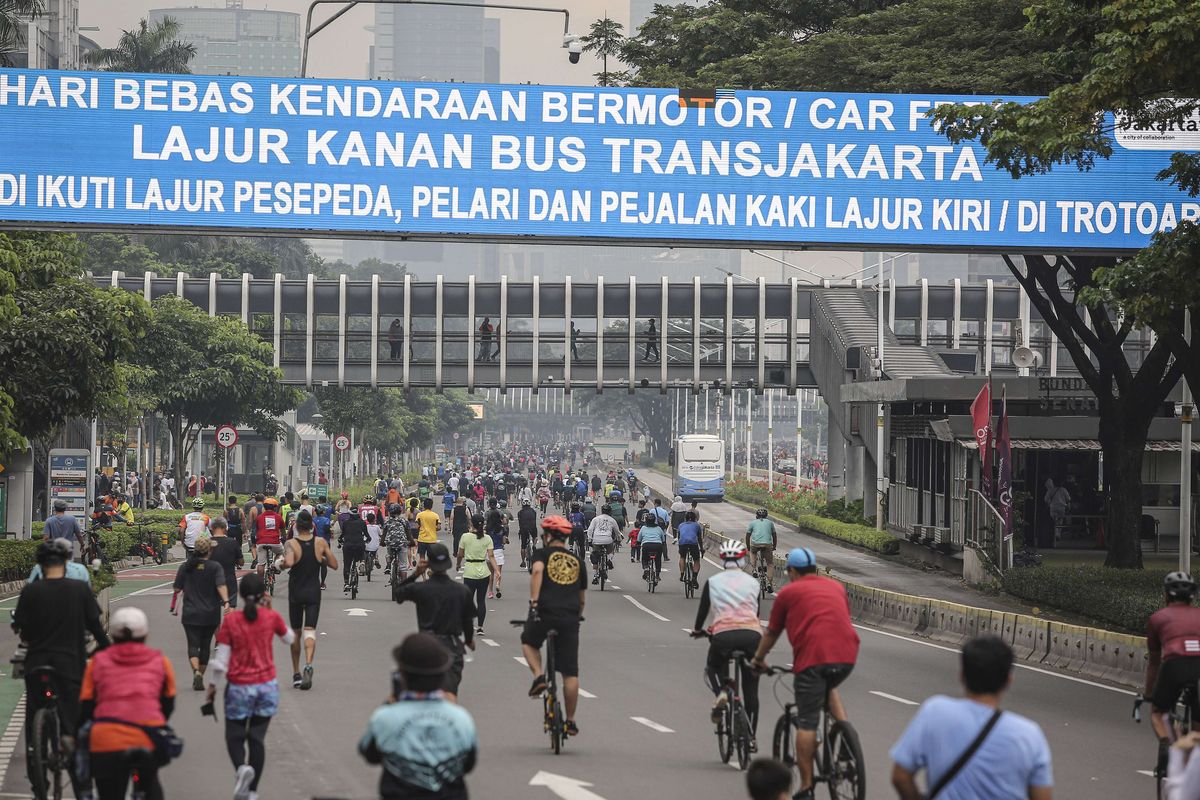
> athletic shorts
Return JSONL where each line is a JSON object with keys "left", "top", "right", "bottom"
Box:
{"left": 493, "top": 548, "right": 505, "bottom": 567}
{"left": 289, "top": 600, "right": 320, "bottom": 630}
{"left": 224, "top": 680, "right": 279, "bottom": 721}
{"left": 1152, "top": 657, "right": 1200, "bottom": 713}
{"left": 417, "top": 541, "right": 435, "bottom": 559}
{"left": 520, "top": 613, "right": 580, "bottom": 677}
{"left": 256, "top": 543, "right": 284, "bottom": 563}
{"left": 792, "top": 663, "right": 854, "bottom": 731}
{"left": 678, "top": 543, "right": 701, "bottom": 563}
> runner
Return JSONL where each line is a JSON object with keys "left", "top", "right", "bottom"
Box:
{"left": 207, "top": 574, "right": 294, "bottom": 800}
{"left": 169, "top": 538, "right": 229, "bottom": 691}
{"left": 280, "top": 510, "right": 337, "bottom": 691}
{"left": 415, "top": 498, "right": 441, "bottom": 559}
{"left": 457, "top": 514, "right": 497, "bottom": 635}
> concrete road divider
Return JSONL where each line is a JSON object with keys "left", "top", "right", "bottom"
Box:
{"left": 700, "top": 528, "right": 1145, "bottom": 689}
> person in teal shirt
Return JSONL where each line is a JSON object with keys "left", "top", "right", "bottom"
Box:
{"left": 745, "top": 509, "right": 778, "bottom": 590}
{"left": 28, "top": 538, "right": 91, "bottom": 585}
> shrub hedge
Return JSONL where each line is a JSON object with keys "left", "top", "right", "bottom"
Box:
{"left": 1000, "top": 564, "right": 1165, "bottom": 633}
{"left": 797, "top": 514, "right": 901, "bottom": 555}
{"left": 0, "top": 540, "right": 40, "bottom": 580}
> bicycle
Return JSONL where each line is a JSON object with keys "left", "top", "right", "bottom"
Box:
{"left": 510, "top": 619, "right": 569, "bottom": 754}
{"left": 127, "top": 523, "right": 164, "bottom": 565}
{"left": 683, "top": 549, "right": 699, "bottom": 600}
{"left": 754, "top": 560, "right": 773, "bottom": 599}
{"left": 592, "top": 545, "right": 610, "bottom": 592}
{"left": 345, "top": 552, "right": 361, "bottom": 600}
{"left": 692, "top": 632, "right": 754, "bottom": 769}
{"left": 644, "top": 548, "right": 661, "bottom": 593}
{"left": 27, "top": 667, "right": 67, "bottom": 800}
{"left": 1134, "top": 684, "right": 1197, "bottom": 798}
{"left": 765, "top": 665, "right": 866, "bottom": 800}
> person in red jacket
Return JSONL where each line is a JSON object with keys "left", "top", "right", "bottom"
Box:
{"left": 254, "top": 498, "right": 285, "bottom": 581}
{"left": 80, "top": 606, "right": 176, "bottom": 800}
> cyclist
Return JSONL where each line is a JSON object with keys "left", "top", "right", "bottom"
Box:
{"left": 178, "top": 497, "right": 211, "bottom": 557}
{"left": 745, "top": 509, "right": 778, "bottom": 593}
{"left": 520, "top": 515, "right": 587, "bottom": 738}
{"left": 383, "top": 504, "right": 410, "bottom": 580}
{"left": 281, "top": 510, "right": 337, "bottom": 691}
{"left": 637, "top": 516, "right": 667, "bottom": 583}
{"left": 517, "top": 499, "right": 538, "bottom": 569}
{"left": 692, "top": 541, "right": 762, "bottom": 748}
{"left": 253, "top": 497, "right": 285, "bottom": 582}
{"left": 651, "top": 499, "right": 672, "bottom": 562}
{"left": 676, "top": 511, "right": 703, "bottom": 589}
{"left": 13, "top": 539, "right": 110, "bottom": 789}
{"left": 365, "top": 512, "right": 383, "bottom": 580}
{"left": 537, "top": 484, "right": 551, "bottom": 514}
{"left": 339, "top": 510, "right": 369, "bottom": 592}
{"left": 1145, "top": 572, "right": 1200, "bottom": 768}
{"left": 79, "top": 606, "right": 176, "bottom": 800}
{"left": 567, "top": 502, "right": 586, "bottom": 558}
{"left": 585, "top": 504, "right": 619, "bottom": 584}
{"left": 751, "top": 548, "right": 859, "bottom": 800}
{"left": 359, "top": 633, "right": 478, "bottom": 798}
{"left": 608, "top": 491, "right": 628, "bottom": 532}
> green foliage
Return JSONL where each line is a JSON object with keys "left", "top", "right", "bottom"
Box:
{"left": 581, "top": 16, "right": 629, "bottom": 87}
{"left": 1000, "top": 565, "right": 1165, "bottom": 633}
{"left": 313, "top": 387, "right": 478, "bottom": 460}
{"left": 80, "top": 233, "right": 327, "bottom": 281}
{"left": 797, "top": 513, "right": 900, "bottom": 555}
{"left": 91, "top": 566, "right": 117, "bottom": 594}
{"left": 0, "top": 232, "right": 150, "bottom": 452}
{"left": 620, "top": 0, "right": 1061, "bottom": 93}
{"left": 0, "top": 0, "right": 43, "bottom": 67}
{"left": 818, "top": 498, "right": 869, "bottom": 525}
{"left": 0, "top": 540, "right": 39, "bottom": 577}
{"left": 83, "top": 17, "right": 196, "bottom": 73}
{"left": 726, "top": 478, "right": 829, "bottom": 519}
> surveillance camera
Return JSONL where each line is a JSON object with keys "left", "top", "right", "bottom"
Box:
{"left": 565, "top": 35, "right": 582, "bottom": 63}
{"left": 569, "top": 50, "right": 581, "bottom": 64}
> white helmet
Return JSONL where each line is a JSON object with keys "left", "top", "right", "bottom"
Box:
{"left": 109, "top": 606, "right": 149, "bottom": 640}
{"left": 718, "top": 540, "right": 748, "bottom": 563}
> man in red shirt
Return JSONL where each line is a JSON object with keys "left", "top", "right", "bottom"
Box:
{"left": 752, "top": 547, "right": 859, "bottom": 800}
{"left": 254, "top": 497, "right": 285, "bottom": 581}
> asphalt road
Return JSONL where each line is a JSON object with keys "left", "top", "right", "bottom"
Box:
{"left": 0, "top": 537, "right": 1154, "bottom": 800}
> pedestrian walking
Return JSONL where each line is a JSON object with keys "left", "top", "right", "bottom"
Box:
{"left": 457, "top": 514, "right": 496, "bottom": 635}
{"left": 170, "top": 537, "right": 229, "bottom": 691}
{"left": 644, "top": 318, "right": 660, "bottom": 361}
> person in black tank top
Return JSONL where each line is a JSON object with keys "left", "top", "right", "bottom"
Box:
{"left": 281, "top": 511, "right": 337, "bottom": 691}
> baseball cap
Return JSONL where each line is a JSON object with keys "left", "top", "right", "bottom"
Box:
{"left": 426, "top": 543, "right": 453, "bottom": 572}
{"left": 110, "top": 606, "right": 149, "bottom": 640}
{"left": 786, "top": 547, "right": 816, "bottom": 570}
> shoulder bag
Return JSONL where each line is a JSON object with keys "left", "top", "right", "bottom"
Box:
{"left": 927, "top": 709, "right": 1002, "bottom": 799}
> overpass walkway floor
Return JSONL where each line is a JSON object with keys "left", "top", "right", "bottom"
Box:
{"left": 639, "top": 468, "right": 1025, "bottom": 613}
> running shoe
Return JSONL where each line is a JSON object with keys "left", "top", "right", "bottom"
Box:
{"left": 711, "top": 691, "right": 728, "bottom": 724}
{"left": 495, "top": 589, "right": 502, "bottom": 599}
{"left": 301, "top": 665, "right": 313, "bottom": 691}
{"left": 292, "top": 672, "right": 302, "bottom": 689}
{"left": 192, "top": 670, "right": 204, "bottom": 691}
{"left": 565, "top": 719, "right": 579, "bottom": 737}
{"left": 233, "top": 764, "right": 255, "bottom": 800}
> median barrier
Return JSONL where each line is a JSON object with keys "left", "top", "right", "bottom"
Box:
{"left": 1009, "top": 615, "right": 1049, "bottom": 662}
{"left": 1083, "top": 629, "right": 1147, "bottom": 687}
{"left": 880, "top": 592, "right": 928, "bottom": 636}
{"left": 1045, "top": 621, "right": 1091, "bottom": 674}
{"left": 926, "top": 599, "right": 971, "bottom": 645}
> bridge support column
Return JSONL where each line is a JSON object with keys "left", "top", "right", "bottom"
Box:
{"left": 846, "top": 444, "right": 864, "bottom": 508}
{"left": 863, "top": 451, "right": 878, "bottom": 523}
{"left": 827, "top": 417, "right": 846, "bottom": 502}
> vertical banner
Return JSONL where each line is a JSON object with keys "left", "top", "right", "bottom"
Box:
{"left": 970, "top": 382, "right": 993, "bottom": 498}
{"left": 997, "top": 387, "right": 1013, "bottom": 540}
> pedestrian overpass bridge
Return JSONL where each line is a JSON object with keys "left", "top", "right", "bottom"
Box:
{"left": 103, "top": 270, "right": 1074, "bottom": 396}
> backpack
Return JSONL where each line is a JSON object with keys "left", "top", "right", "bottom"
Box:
{"left": 226, "top": 506, "right": 243, "bottom": 530}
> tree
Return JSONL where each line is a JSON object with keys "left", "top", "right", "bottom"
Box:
{"left": 84, "top": 17, "right": 196, "bottom": 74}
{"left": 0, "top": 232, "right": 149, "bottom": 454}
{"left": 928, "top": 0, "right": 1200, "bottom": 566}
{"left": 0, "top": 0, "right": 42, "bottom": 66}
{"left": 134, "top": 296, "right": 303, "bottom": 490}
{"left": 578, "top": 391, "right": 673, "bottom": 458}
{"left": 581, "top": 16, "right": 629, "bottom": 87}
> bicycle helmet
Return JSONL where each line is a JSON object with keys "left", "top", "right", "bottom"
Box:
{"left": 786, "top": 547, "right": 816, "bottom": 570}
{"left": 263, "top": 497, "right": 280, "bottom": 509}
{"left": 388, "top": 503, "right": 402, "bottom": 516}
{"left": 340, "top": 491, "right": 349, "bottom": 500}
{"left": 1166, "top": 571, "right": 1197, "bottom": 599}
{"left": 499, "top": 500, "right": 508, "bottom": 509}
{"left": 192, "top": 497, "right": 204, "bottom": 510}
{"left": 363, "top": 493, "right": 374, "bottom": 504}
{"left": 36, "top": 539, "right": 71, "bottom": 564}
{"left": 718, "top": 540, "right": 748, "bottom": 562}
{"left": 540, "top": 515, "right": 573, "bottom": 538}
{"left": 755, "top": 508, "right": 768, "bottom": 519}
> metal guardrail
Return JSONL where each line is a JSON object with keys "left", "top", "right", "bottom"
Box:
{"left": 965, "top": 488, "right": 1008, "bottom": 573}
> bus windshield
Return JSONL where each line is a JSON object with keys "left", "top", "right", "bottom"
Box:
{"left": 680, "top": 440, "right": 719, "bottom": 462}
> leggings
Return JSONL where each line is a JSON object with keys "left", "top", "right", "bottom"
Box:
{"left": 463, "top": 576, "right": 489, "bottom": 628}
{"left": 91, "top": 750, "right": 163, "bottom": 800}
{"left": 184, "top": 624, "right": 217, "bottom": 665}
{"left": 225, "top": 715, "right": 271, "bottom": 791}
{"left": 343, "top": 549, "right": 364, "bottom": 583}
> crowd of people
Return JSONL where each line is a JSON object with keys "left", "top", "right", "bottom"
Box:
{"left": 42, "top": 436, "right": 1200, "bottom": 800}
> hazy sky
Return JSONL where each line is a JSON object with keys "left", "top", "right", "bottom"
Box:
{"left": 85, "top": 0, "right": 623, "bottom": 84}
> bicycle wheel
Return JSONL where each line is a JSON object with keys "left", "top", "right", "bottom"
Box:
{"left": 825, "top": 720, "right": 866, "bottom": 800}
{"left": 685, "top": 560, "right": 696, "bottom": 599}
{"left": 734, "top": 702, "right": 753, "bottom": 770}
{"left": 599, "top": 567, "right": 606, "bottom": 591}
{"left": 545, "top": 692, "right": 561, "bottom": 754}
{"left": 717, "top": 693, "right": 733, "bottom": 764}
{"left": 772, "top": 712, "right": 795, "bottom": 766}
{"left": 30, "top": 707, "right": 63, "bottom": 800}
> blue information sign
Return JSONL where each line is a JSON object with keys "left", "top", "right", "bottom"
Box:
{"left": 0, "top": 68, "right": 1196, "bottom": 251}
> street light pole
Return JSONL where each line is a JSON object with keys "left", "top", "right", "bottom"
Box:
{"left": 302, "top": 0, "right": 572, "bottom": 77}
{"left": 1182, "top": 309, "right": 1193, "bottom": 572}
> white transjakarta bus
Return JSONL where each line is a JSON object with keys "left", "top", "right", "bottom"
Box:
{"left": 672, "top": 434, "right": 725, "bottom": 502}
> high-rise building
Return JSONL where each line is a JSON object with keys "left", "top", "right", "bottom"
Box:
{"left": 370, "top": 3, "right": 500, "bottom": 83}
{"left": 148, "top": 3, "right": 301, "bottom": 77}
{"left": 9, "top": 0, "right": 79, "bottom": 70}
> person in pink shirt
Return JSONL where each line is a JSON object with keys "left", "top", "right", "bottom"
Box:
{"left": 205, "top": 573, "right": 294, "bottom": 800}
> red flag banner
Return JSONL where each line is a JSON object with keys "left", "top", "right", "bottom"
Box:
{"left": 970, "top": 382, "right": 993, "bottom": 497}
{"left": 997, "top": 387, "right": 1013, "bottom": 540}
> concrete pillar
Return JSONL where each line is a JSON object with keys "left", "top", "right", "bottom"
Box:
{"left": 846, "top": 445, "right": 865, "bottom": 507}
{"left": 4, "top": 449, "right": 36, "bottom": 538}
{"left": 863, "top": 452, "right": 878, "bottom": 523}
{"left": 827, "top": 416, "right": 846, "bottom": 502}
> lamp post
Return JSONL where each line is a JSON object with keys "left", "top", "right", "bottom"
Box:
{"left": 302, "top": 0, "right": 576, "bottom": 77}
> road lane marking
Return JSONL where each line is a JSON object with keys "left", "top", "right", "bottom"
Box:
{"left": 111, "top": 580, "right": 174, "bottom": 601}
{"left": 579, "top": 689, "right": 596, "bottom": 698}
{"left": 623, "top": 595, "right": 669, "bottom": 622}
{"left": 1137, "top": 770, "right": 1155, "bottom": 778}
{"left": 870, "top": 690, "right": 918, "bottom": 706}
{"left": 514, "top": 656, "right": 529, "bottom": 667}
{"left": 855, "top": 625, "right": 1136, "bottom": 696}
{"left": 631, "top": 716, "right": 675, "bottom": 733}
{"left": 481, "top": 638, "right": 499, "bottom": 647}
{"left": 0, "top": 696, "right": 25, "bottom": 790}
{"left": 529, "top": 770, "right": 608, "bottom": 800}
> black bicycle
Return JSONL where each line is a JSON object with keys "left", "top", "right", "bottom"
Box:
{"left": 683, "top": 548, "right": 700, "bottom": 600}
{"left": 644, "top": 548, "right": 661, "bottom": 593}
{"left": 512, "top": 619, "right": 568, "bottom": 754}
{"left": 593, "top": 546, "right": 610, "bottom": 591}
{"left": 28, "top": 667, "right": 67, "bottom": 800}
{"left": 755, "top": 560, "right": 773, "bottom": 599}
{"left": 766, "top": 666, "right": 866, "bottom": 800}
{"left": 693, "top": 632, "right": 754, "bottom": 769}
{"left": 345, "top": 553, "right": 361, "bottom": 600}
{"left": 1134, "top": 684, "right": 1197, "bottom": 799}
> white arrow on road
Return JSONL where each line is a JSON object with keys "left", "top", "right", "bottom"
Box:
{"left": 529, "top": 771, "right": 608, "bottom": 800}
{"left": 344, "top": 608, "right": 373, "bottom": 617}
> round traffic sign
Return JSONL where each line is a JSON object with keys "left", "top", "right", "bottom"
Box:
{"left": 453, "top": 432, "right": 460, "bottom": 440}
{"left": 334, "top": 434, "right": 351, "bottom": 451}
{"left": 215, "top": 425, "right": 238, "bottom": 449}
